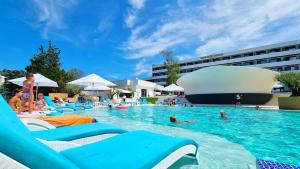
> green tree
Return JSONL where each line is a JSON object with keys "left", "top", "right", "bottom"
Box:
{"left": 64, "top": 68, "right": 84, "bottom": 96}
{"left": 0, "top": 69, "right": 25, "bottom": 94}
{"left": 25, "top": 41, "right": 67, "bottom": 92}
{"left": 66, "top": 68, "right": 84, "bottom": 82}
{"left": 276, "top": 72, "right": 300, "bottom": 96}
{"left": 161, "top": 50, "right": 180, "bottom": 85}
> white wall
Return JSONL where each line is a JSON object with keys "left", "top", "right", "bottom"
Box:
{"left": 113, "top": 78, "right": 156, "bottom": 97}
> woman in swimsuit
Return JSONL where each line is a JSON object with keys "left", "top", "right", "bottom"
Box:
{"left": 21, "top": 73, "right": 34, "bottom": 113}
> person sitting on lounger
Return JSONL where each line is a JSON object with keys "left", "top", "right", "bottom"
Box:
{"left": 9, "top": 88, "right": 23, "bottom": 113}
{"left": 170, "top": 115, "right": 197, "bottom": 124}
{"left": 35, "top": 93, "right": 47, "bottom": 110}
{"left": 53, "top": 96, "right": 64, "bottom": 105}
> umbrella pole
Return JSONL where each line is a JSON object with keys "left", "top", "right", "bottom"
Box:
{"left": 35, "top": 85, "right": 38, "bottom": 101}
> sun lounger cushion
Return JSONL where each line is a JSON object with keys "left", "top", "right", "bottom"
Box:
{"left": 61, "top": 130, "right": 198, "bottom": 169}
{"left": 32, "top": 123, "right": 126, "bottom": 141}
{"left": 35, "top": 115, "right": 95, "bottom": 127}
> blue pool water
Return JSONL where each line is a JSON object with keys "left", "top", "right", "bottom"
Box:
{"left": 84, "top": 105, "right": 300, "bottom": 167}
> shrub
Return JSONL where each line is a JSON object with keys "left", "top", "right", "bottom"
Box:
{"left": 145, "top": 97, "right": 158, "bottom": 104}
{"left": 275, "top": 72, "right": 300, "bottom": 96}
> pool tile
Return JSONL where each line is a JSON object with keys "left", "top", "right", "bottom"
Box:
{"left": 257, "top": 159, "right": 300, "bottom": 169}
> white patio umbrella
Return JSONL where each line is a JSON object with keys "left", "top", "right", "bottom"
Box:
{"left": 155, "top": 84, "right": 165, "bottom": 91}
{"left": 68, "top": 74, "right": 116, "bottom": 87}
{"left": 117, "top": 88, "right": 131, "bottom": 93}
{"left": 273, "top": 82, "right": 284, "bottom": 88}
{"left": 84, "top": 85, "right": 111, "bottom": 91}
{"left": 8, "top": 73, "right": 58, "bottom": 99}
{"left": 163, "top": 84, "right": 184, "bottom": 92}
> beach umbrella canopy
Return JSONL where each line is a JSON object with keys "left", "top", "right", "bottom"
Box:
{"left": 84, "top": 85, "right": 111, "bottom": 91}
{"left": 8, "top": 73, "right": 58, "bottom": 100}
{"left": 155, "top": 84, "right": 165, "bottom": 91}
{"left": 117, "top": 88, "right": 131, "bottom": 93}
{"left": 273, "top": 82, "right": 284, "bottom": 88}
{"left": 8, "top": 73, "right": 58, "bottom": 87}
{"left": 163, "top": 84, "right": 184, "bottom": 92}
{"left": 68, "top": 74, "right": 116, "bottom": 87}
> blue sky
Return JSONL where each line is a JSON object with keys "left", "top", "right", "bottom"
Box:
{"left": 1, "top": 0, "right": 300, "bottom": 80}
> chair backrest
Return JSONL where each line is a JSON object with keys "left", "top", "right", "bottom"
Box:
{"left": 0, "top": 95, "right": 78, "bottom": 169}
{"left": 44, "top": 96, "right": 56, "bottom": 108}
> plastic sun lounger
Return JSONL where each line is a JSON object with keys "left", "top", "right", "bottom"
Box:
{"left": 44, "top": 96, "right": 78, "bottom": 111}
{"left": 0, "top": 95, "right": 198, "bottom": 169}
{"left": 31, "top": 122, "right": 127, "bottom": 144}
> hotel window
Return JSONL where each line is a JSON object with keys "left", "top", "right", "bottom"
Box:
{"left": 212, "top": 58, "right": 221, "bottom": 61}
{"left": 284, "top": 66, "right": 291, "bottom": 71}
{"left": 244, "top": 53, "right": 254, "bottom": 57}
{"left": 269, "top": 48, "right": 281, "bottom": 53}
{"left": 290, "top": 56, "right": 297, "bottom": 60}
{"left": 283, "top": 56, "right": 291, "bottom": 61}
{"left": 257, "top": 59, "right": 269, "bottom": 64}
{"left": 282, "top": 45, "right": 296, "bottom": 51}
{"left": 232, "top": 55, "right": 241, "bottom": 59}
{"left": 269, "top": 58, "right": 278, "bottom": 63}
{"left": 256, "top": 50, "right": 267, "bottom": 55}
{"left": 222, "top": 56, "right": 230, "bottom": 60}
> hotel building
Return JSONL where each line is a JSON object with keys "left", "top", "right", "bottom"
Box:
{"left": 151, "top": 40, "right": 300, "bottom": 85}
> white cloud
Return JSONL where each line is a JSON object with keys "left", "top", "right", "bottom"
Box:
{"left": 129, "top": 0, "right": 146, "bottom": 9}
{"left": 133, "top": 58, "right": 151, "bottom": 76}
{"left": 30, "top": 0, "right": 76, "bottom": 38}
{"left": 176, "top": 54, "right": 195, "bottom": 61}
{"left": 124, "top": 0, "right": 300, "bottom": 59}
{"left": 125, "top": 0, "right": 146, "bottom": 27}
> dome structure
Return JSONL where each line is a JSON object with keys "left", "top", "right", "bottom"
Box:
{"left": 177, "top": 66, "right": 277, "bottom": 104}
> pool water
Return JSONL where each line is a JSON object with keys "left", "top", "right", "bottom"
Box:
{"left": 83, "top": 105, "right": 300, "bottom": 167}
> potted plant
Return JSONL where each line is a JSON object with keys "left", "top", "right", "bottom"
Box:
{"left": 276, "top": 72, "right": 300, "bottom": 110}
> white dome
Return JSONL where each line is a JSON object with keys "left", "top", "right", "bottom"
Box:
{"left": 177, "top": 66, "right": 277, "bottom": 95}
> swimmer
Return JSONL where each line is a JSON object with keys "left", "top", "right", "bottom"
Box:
{"left": 108, "top": 104, "right": 113, "bottom": 110}
{"left": 220, "top": 110, "right": 227, "bottom": 120}
{"left": 170, "top": 115, "right": 197, "bottom": 124}
{"left": 255, "top": 105, "right": 260, "bottom": 110}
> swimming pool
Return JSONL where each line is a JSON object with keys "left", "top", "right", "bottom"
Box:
{"left": 82, "top": 105, "right": 300, "bottom": 168}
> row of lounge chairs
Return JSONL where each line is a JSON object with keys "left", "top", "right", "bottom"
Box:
{"left": 0, "top": 95, "right": 199, "bottom": 168}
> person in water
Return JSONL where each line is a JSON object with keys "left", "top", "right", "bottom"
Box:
{"left": 220, "top": 110, "right": 227, "bottom": 120}
{"left": 9, "top": 89, "right": 23, "bottom": 113}
{"left": 169, "top": 115, "right": 197, "bottom": 124}
{"left": 35, "top": 93, "right": 47, "bottom": 110}
{"left": 21, "top": 73, "right": 34, "bottom": 113}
